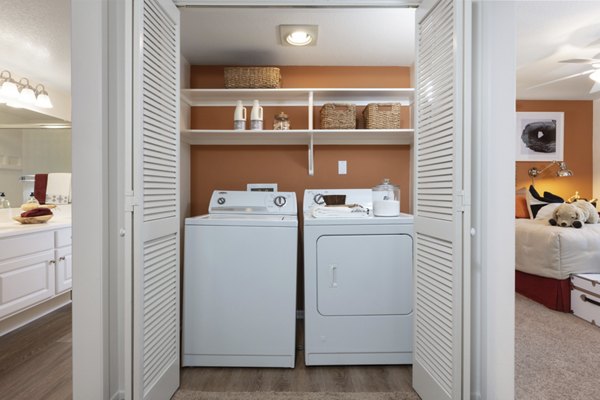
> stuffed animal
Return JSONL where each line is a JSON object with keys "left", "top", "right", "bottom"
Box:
{"left": 549, "top": 200, "right": 599, "bottom": 228}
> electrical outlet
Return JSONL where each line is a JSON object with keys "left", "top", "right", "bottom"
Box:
{"left": 338, "top": 160, "right": 347, "bottom": 175}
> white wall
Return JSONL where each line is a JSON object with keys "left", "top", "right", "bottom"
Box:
{"left": 0, "top": 128, "right": 71, "bottom": 206}
{"left": 0, "top": 130, "right": 23, "bottom": 206}
{"left": 593, "top": 99, "right": 600, "bottom": 200}
{"left": 472, "top": 1, "right": 515, "bottom": 399}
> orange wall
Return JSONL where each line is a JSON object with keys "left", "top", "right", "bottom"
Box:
{"left": 189, "top": 66, "right": 412, "bottom": 216}
{"left": 516, "top": 100, "right": 593, "bottom": 200}
{"left": 190, "top": 145, "right": 411, "bottom": 216}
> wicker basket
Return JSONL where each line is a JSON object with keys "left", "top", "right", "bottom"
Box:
{"left": 363, "top": 103, "right": 402, "bottom": 129}
{"left": 320, "top": 103, "right": 356, "bottom": 129}
{"left": 224, "top": 67, "right": 281, "bottom": 88}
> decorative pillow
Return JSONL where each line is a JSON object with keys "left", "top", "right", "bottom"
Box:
{"left": 534, "top": 203, "right": 561, "bottom": 220}
{"left": 526, "top": 185, "right": 564, "bottom": 219}
{"left": 515, "top": 195, "right": 530, "bottom": 218}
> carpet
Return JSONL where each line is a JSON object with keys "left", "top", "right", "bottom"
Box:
{"left": 516, "top": 293, "right": 600, "bottom": 400}
{"left": 172, "top": 391, "right": 420, "bottom": 400}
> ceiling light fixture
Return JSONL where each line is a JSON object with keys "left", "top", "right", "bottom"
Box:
{"left": 279, "top": 25, "right": 318, "bottom": 47}
{"left": 0, "top": 70, "right": 53, "bottom": 109}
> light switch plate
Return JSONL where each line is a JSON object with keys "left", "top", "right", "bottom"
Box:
{"left": 338, "top": 160, "right": 347, "bottom": 175}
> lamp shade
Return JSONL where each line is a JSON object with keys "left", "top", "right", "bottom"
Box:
{"left": 0, "top": 80, "right": 19, "bottom": 100}
{"left": 19, "top": 86, "right": 36, "bottom": 105}
{"left": 35, "top": 93, "right": 53, "bottom": 109}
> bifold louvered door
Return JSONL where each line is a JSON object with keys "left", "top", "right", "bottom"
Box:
{"left": 413, "top": 0, "right": 471, "bottom": 399}
{"left": 132, "top": 0, "right": 180, "bottom": 399}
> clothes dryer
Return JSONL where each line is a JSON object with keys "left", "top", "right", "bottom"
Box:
{"left": 303, "top": 189, "right": 414, "bottom": 366}
{"left": 183, "top": 190, "right": 297, "bottom": 368}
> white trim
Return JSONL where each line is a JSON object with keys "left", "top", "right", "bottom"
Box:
{"left": 174, "top": 0, "right": 420, "bottom": 7}
{"left": 471, "top": 1, "right": 515, "bottom": 399}
{"left": 593, "top": 100, "right": 600, "bottom": 200}
{"left": 71, "top": 1, "right": 110, "bottom": 399}
{"left": 0, "top": 292, "right": 71, "bottom": 336}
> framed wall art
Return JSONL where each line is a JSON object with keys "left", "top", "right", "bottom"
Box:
{"left": 516, "top": 112, "right": 564, "bottom": 161}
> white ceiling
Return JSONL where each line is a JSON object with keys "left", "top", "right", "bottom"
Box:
{"left": 1, "top": 2, "right": 600, "bottom": 104}
{"left": 180, "top": 7, "right": 416, "bottom": 66}
{"left": 0, "top": 0, "right": 71, "bottom": 92}
{"left": 516, "top": 1, "right": 600, "bottom": 100}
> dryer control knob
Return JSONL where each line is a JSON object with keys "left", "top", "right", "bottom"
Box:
{"left": 314, "top": 194, "right": 325, "bottom": 205}
{"left": 217, "top": 197, "right": 226, "bottom": 205}
{"left": 274, "top": 195, "right": 287, "bottom": 207}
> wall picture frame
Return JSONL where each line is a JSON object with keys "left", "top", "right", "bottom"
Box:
{"left": 516, "top": 112, "right": 564, "bottom": 161}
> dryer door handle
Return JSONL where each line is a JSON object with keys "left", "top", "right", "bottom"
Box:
{"left": 330, "top": 265, "right": 338, "bottom": 288}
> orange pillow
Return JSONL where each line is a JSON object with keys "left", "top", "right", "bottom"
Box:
{"left": 516, "top": 195, "right": 530, "bottom": 218}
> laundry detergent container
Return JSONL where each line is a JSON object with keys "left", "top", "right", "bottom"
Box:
{"left": 372, "top": 178, "right": 400, "bottom": 217}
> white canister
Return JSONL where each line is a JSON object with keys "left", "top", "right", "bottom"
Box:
{"left": 233, "top": 100, "right": 247, "bottom": 130}
{"left": 250, "top": 100, "right": 263, "bottom": 130}
{"left": 372, "top": 178, "right": 400, "bottom": 217}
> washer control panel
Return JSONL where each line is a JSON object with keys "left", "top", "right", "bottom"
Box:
{"left": 209, "top": 190, "right": 297, "bottom": 215}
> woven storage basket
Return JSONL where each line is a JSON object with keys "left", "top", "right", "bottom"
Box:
{"left": 363, "top": 103, "right": 402, "bottom": 129}
{"left": 224, "top": 67, "right": 281, "bottom": 88}
{"left": 320, "top": 103, "right": 356, "bottom": 129}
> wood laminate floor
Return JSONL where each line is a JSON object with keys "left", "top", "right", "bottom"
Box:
{"left": 0, "top": 304, "right": 72, "bottom": 400}
{"left": 0, "top": 307, "right": 414, "bottom": 398}
{"left": 180, "top": 321, "right": 414, "bottom": 393}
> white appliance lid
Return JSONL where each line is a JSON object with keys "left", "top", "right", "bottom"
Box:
{"left": 208, "top": 190, "right": 297, "bottom": 216}
{"left": 303, "top": 189, "right": 373, "bottom": 214}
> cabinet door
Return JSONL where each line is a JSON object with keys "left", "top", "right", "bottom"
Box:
{"left": 55, "top": 246, "right": 73, "bottom": 294}
{"left": 0, "top": 250, "right": 56, "bottom": 319}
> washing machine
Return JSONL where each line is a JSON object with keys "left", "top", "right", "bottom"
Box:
{"left": 183, "top": 190, "right": 297, "bottom": 368}
{"left": 303, "top": 188, "right": 414, "bottom": 366}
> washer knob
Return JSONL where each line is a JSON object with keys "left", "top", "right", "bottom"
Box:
{"left": 217, "top": 197, "right": 226, "bottom": 205}
{"left": 274, "top": 195, "right": 287, "bottom": 207}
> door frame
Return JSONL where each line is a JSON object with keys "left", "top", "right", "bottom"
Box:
{"left": 71, "top": 1, "right": 516, "bottom": 399}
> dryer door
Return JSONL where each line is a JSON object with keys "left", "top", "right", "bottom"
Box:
{"left": 317, "top": 234, "right": 413, "bottom": 316}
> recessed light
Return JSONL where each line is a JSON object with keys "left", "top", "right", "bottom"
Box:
{"left": 279, "top": 25, "right": 318, "bottom": 47}
{"left": 286, "top": 31, "right": 313, "bottom": 46}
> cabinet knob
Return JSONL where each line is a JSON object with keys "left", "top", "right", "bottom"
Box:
{"left": 59, "top": 256, "right": 66, "bottom": 261}
{"left": 48, "top": 260, "right": 55, "bottom": 265}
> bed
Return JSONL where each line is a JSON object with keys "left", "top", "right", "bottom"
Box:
{"left": 515, "top": 218, "right": 600, "bottom": 312}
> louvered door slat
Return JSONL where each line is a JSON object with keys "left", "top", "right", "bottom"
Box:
{"left": 133, "top": 0, "right": 179, "bottom": 399}
{"left": 413, "top": 0, "right": 470, "bottom": 398}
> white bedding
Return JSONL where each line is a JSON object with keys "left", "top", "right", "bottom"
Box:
{"left": 515, "top": 219, "right": 600, "bottom": 280}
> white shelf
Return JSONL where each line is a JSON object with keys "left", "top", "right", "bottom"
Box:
{"left": 181, "top": 129, "right": 414, "bottom": 145}
{"left": 181, "top": 88, "right": 414, "bottom": 107}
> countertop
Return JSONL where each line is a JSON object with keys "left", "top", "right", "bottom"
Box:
{"left": 0, "top": 206, "right": 72, "bottom": 239}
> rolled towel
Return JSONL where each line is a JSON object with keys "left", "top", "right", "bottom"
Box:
{"left": 311, "top": 205, "right": 370, "bottom": 218}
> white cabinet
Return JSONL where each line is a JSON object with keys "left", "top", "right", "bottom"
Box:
{"left": 180, "top": 88, "right": 414, "bottom": 145}
{"left": 0, "top": 232, "right": 56, "bottom": 319}
{"left": 0, "top": 227, "right": 73, "bottom": 320}
{"left": 54, "top": 228, "right": 72, "bottom": 294}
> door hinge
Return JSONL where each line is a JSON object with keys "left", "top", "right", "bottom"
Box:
{"left": 455, "top": 190, "right": 470, "bottom": 212}
{"left": 124, "top": 194, "right": 138, "bottom": 212}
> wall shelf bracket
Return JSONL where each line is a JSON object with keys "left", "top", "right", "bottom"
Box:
{"left": 308, "top": 133, "right": 314, "bottom": 176}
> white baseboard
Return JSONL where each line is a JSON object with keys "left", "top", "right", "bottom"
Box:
{"left": 0, "top": 291, "right": 72, "bottom": 336}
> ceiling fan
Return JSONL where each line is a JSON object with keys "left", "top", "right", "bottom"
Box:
{"left": 527, "top": 53, "right": 600, "bottom": 93}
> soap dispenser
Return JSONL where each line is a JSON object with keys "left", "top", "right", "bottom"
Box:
{"left": 0, "top": 192, "right": 10, "bottom": 209}
{"left": 250, "top": 100, "right": 263, "bottom": 130}
{"left": 233, "top": 100, "right": 247, "bottom": 130}
{"left": 26, "top": 192, "right": 40, "bottom": 206}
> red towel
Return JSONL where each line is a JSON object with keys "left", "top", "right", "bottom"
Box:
{"left": 34, "top": 174, "right": 48, "bottom": 205}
